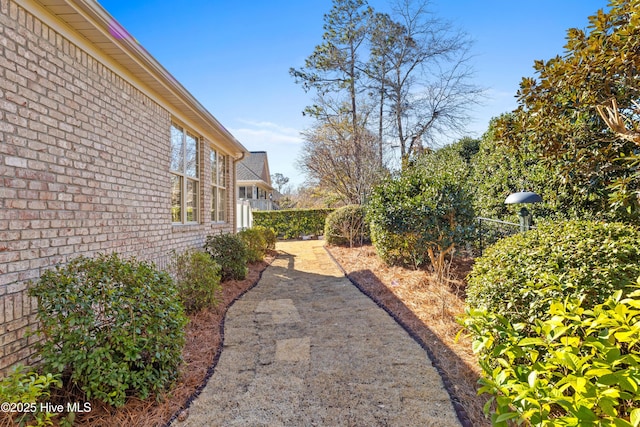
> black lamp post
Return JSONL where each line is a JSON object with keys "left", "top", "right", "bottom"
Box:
{"left": 504, "top": 191, "right": 542, "bottom": 232}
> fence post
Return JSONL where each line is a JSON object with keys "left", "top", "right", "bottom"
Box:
{"left": 477, "top": 217, "right": 483, "bottom": 256}
{"left": 475, "top": 217, "right": 526, "bottom": 256}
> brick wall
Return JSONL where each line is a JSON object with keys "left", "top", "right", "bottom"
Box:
{"left": 0, "top": 0, "right": 236, "bottom": 371}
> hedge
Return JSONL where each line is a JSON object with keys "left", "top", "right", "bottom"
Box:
{"left": 466, "top": 219, "right": 640, "bottom": 325}
{"left": 252, "top": 209, "right": 334, "bottom": 239}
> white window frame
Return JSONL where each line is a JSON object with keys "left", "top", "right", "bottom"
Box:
{"left": 170, "top": 123, "right": 200, "bottom": 224}
{"left": 211, "top": 148, "right": 227, "bottom": 223}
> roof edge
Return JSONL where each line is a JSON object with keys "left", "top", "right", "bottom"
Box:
{"left": 28, "top": 0, "right": 248, "bottom": 157}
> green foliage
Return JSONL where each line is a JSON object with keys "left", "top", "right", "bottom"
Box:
{"left": 254, "top": 225, "right": 276, "bottom": 250}
{"left": 449, "top": 136, "right": 481, "bottom": 164}
{"left": 203, "top": 233, "right": 248, "bottom": 281}
{"left": 252, "top": 209, "right": 334, "bottom": 239}
{"left": 367, "top": 150, "right": 475, "bottom": 269}
{"left": 171, "top": 249, "right": 221, "bottom": 313}
{"left": 237, "top": 228, "right": 266, "bottom": 263}
{"left": 462, "top": 284, "right": 640, "bottom": 426}
{"left": 0, "top": 365, "right": 61, "bottom": 426}
{"left": 470, "top": 116, "right": 566, "bottom": 222}
{"left": 28, "top": 253, "right": 187, "bottom": 407}
{"left": 495, "top": 1, "right": 640, "bottom": 221}
{"left": 237, "top": 226, "right": 275, "bottom": 263}
{"left": 324, "top": 204, "right": 369, "bottom": 247}
{"left": 466, "top": 220, "right": 640, "bottom": 325}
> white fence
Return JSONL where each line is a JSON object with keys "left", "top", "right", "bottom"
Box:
{"left": 243, "top": 198, "right": 278, "bottom": 211}
{"left": 237, "top": 200, "right": 253, "bottom": 230}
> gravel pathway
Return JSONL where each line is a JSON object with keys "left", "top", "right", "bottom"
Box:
{"left": 173, "top": 240, "right": 462, "bottom": 427}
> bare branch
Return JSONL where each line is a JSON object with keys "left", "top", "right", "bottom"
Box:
{"left": 596, "top": 98, "right": 640, "bottom": 145}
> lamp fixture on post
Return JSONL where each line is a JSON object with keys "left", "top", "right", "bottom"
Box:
{"left": 504, "top": 191, "right": 542, "bottom": 232}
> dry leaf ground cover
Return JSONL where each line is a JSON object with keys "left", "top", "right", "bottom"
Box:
{"left": 326, "top": 244, "right": 490, "bottom": 427}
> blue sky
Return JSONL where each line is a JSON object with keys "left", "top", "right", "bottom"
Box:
{"left": 98, "top": 0, "right": 607, "bottom": 187}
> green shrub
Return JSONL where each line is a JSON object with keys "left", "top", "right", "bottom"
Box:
{"left": 324, "top": 204, "right": 370, "bottom": 247}
{"left": 237, "top": 226, "right": 276, "bottom": 262}
{"left": 367, "top": 163, "right": 475, "bottom": 269}
{"left": 254, "top": 225, "right": 277, "bottom": 250}
{"left": 0, "top": 365, "right": 61, "bottom": 426}
{"left": 368, "top": 229, "right": 420, "bottom": 267}
{"left": 204, "top": 233, "right": 248, "bottom": 280}
{"left": 462, "top": 283, "right": 640, "bottom": 426}
{"left": 171, "top": 249, "right": 221, "bottom": 313}
{"left": 466, "top": 220, "right": 640, "bottom": 325}
{"left": 238, "top": 228, "right": 268, "bottom": 263}
{"left": 253, "top": 209, "right": 334, "bottom": 239}
{"left": 28, "top": 253, "right": 187, "bottom": 407}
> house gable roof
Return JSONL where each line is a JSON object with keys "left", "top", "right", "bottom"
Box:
{"left": 24, "top": 0, "right": 248, "bottom": 157}
{"left": 237, "top": 152, "right": 273, "bottom": 190}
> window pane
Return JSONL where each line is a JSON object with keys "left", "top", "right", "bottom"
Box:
{"left": 211, "top": 187, "right": 218, "bottom": 222}
{"left": 218, "top": 154, "right": 226, "bottom": 188}
{"left": 185, "top": 133, "right": 198, "bottom": 178}
{"left": 218, "top": 188, "right": 226, "bottom": 222}
{"left": 171, "top": 174, "right": 181, "bottom": 222}
{"left": 210, "top": 149, "right": 218, "bottom": 185}
{"left": 170, "top": 124, "right": 184, "bottom": 172}
{"left": 186, "top": 179, "right": 198, "bottom": 222}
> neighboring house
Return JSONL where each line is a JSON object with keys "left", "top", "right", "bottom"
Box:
{"left": 0, "top": 0, "right": 248, "bottom": 371}
{"left": 237, "top": 151, "right": 278, "bottom": 212}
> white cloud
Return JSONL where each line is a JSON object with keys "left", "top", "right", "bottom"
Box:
{"left": 230, "top": 120, "right": 304, "bottom": 148}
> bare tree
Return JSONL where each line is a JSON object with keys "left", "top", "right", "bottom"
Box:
{"left": 271, "top": 173, "right": 291, "bottom": 194}
{"left": 298, "top": 114, "right": 384, "bottom": 205}
{"left": 291, "top": 0, "right": 483, "bottom": 199}
{"left": 291, "top": 0, "right": 380, "bottom": 199}
{"left": 368, "top": 0, "right": 483, "bottom": 168}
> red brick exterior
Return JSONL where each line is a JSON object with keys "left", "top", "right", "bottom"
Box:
{"left": 0, "top": 0, "right": 239, "bottom": 371}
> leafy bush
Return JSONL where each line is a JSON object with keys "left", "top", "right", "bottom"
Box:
{"left": 469, "top": 116, "right": 563, "bottom": 222}
{"left": 254, "top": 225, "right": 277, "bottom": 250}
{"left": 238, "top": 228, "right": 268, "bottom": 263}
{"left": 0, "top": 365, "right": 61, "bottom": 426}
{"left": 204, "top": 233, "right": 248, "bottom": 280}
{"left": 237, "top": 226, "right": 276, "bottom": 263}
{"left": 171, "top": 249, "right": 221, "bottom": 313}
{"left": 324, "top": 204, "right": 369, "bottom": 247}
{"left": 28, "top": 253, "right": 187, "bottom": 407}
{"left": 462, "top": 283, "right": 640, "bottom": 426}
{"left": 466, "top": 220, "right": 640, "bottom": 325}
{"left": 367, "top": 156, "right": 475, "bottom": 270}
{"left": 253, "top": 209, "right": 334, "bottom": 239}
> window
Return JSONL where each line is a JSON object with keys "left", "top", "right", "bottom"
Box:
{"left": 170, "top": 123, "right": 199, "bottom": 223}
{"left": 211, "top": 149, "right": 227, "bottom": 222}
